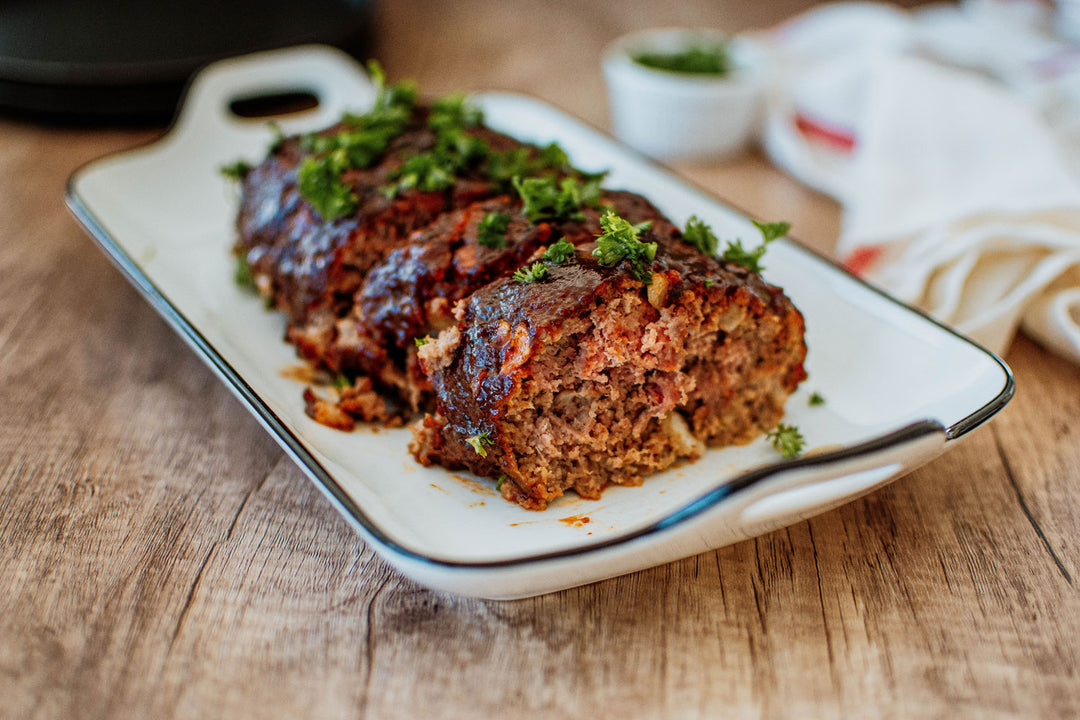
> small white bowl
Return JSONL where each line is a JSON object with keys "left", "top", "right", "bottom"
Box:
{"left": 602, "top": 28, "right": 766, "bottom": 161}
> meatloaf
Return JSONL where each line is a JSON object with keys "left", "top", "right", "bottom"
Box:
{"left": 227, "top": 68, "right": 808, "bottom": 510}
{"left": 323, "top": 190, "right": 677, "bottom": 414}
{"left": 410, "top": 215, "right": 807, "bottom": 510}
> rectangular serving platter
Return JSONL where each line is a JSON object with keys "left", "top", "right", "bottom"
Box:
{"left": 66, "top": 46, "right": 1012, "bottom": 599}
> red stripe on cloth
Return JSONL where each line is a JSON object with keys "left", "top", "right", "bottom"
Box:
{"left": 794, "top": 112, "right": 857, "bottom": 153}
{"left": 843, "top": 245, "right": 884, "bottom": 276}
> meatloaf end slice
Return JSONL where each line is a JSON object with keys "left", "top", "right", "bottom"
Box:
{"left": 410, "top": 234, "right": 807, "bottom": 510}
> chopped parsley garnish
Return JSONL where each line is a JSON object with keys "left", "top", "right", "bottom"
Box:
{"left": 703, "top": 278, "right": 716, "bottom": 288}
{"left": 296, "top": 60, "right": 417, "bottom": 218}
{"left": 542, "top": 237, "right": 576, "bottom": 265}
{"left": 477, "top": 212, "right": 511, "bottom": 249}
{"left": 539, "top": 142, "right": 571, "bottom": 169}
{"left": 220, "top": 160, "right": 252, "bottom": 181}
{"left": 428, "top": 93, "right": 484, "bottom": 133}
{"left": 234, "top": 254, "right": 257, "bottom": 292}
{"left": 809, "top": 392, "right": 826, "bottom": 407}
{"left": 633, "top": 44, "right": 731, "bottom": 76}
{"left": 333, "top": 374, "right": 352, "bottom": 391}
{"left": 720, "top": 219, "right": 791, "bottom": 273}
{"left": 753, "top": 220, "right": 791, "bottom": 243}
{"left": 385, "top": 150, "right": 457, "bottom": 195}
{"left": 592, "top": 211, "right": 657, "bottom": 284}
{"left": 484, "top": 142, "right": 578, "bottom": 192}
{"left": 767, "top": 423, "right": 805, "bottom": 459}
{"left": 383, "top": 127, "right": 490, "bottom": 198}
{"left": 683, "top": 215, "right": 718, "bottom": 256}
{"left": 466, "top": 432, "right": 494, "bottom": 457}
{"left": 512, "top": 175, "right": 602, "bottom": 223}
{"left": 414, "top": 336, "right": 431, "bottom": 347}
{"left": 496, "top": 474, "right": 508, "bottom": 491}
{"left": 513, "top": 262, "right": 549, "bottom": 283}
{"left": 297, "top": 150, "right": 358, "bottom": 221}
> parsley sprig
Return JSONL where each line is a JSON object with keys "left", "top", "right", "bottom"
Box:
{"left": 427, "top": 93, "right": 484, "bottom": 133}
{"left": 296, "top": 60, "right": 417, "bottom": 220}
{"left": 683, "top": 215, "right": 718, "bottom": 256}
{"left": 767, "top": 423, "right": 805, "bottom": 459}
{"left": 512, "top": 262, "right": 549, "bottom": 284}
{"left": 542, "top": 237, "right": 576, "bottom": 264}
{"left": 512, "top": 176, "right": 602, "bottom": 224}
{"left": 298, "top": 149, "right": 358, "bottom": 220}
{"left": 220, "top": 160, "right": 252, "bottom": 182}
{"left": 466, "top": 432, "right": 494, "bottom": 457}
{"left": 485, "top": 142, "right": 577, "bottom": 192}
{"left": 721, "top": 220, "right": 791, "bottom": 273}
{"left": 592, "top": 211, "right": 657, "bottom": 284}
{"left": 477, "top": 212, "right": 511, "bottom": 249}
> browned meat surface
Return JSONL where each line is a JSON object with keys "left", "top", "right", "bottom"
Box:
{"left": 409, "top": 232, "right": 807, "bottom": 510}
{"left": 235, "top": 113, "right": 526, "bottom": 326}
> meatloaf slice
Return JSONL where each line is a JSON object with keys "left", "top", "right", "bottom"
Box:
{"left": 235, "top": 116, "right": 526, "bottom": 326}
{"left": 318, "top": 189, "right": 677, "bottom": 413}
{"left": 410, "top": 223, "right": 807, "bottom": 510}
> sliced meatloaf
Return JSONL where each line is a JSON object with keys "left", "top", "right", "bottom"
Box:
{"left": 319, "top": 190, "right": 677, "bottom": 414}
{"left": 410, "top": 222, "right": 807, "bottom": 510}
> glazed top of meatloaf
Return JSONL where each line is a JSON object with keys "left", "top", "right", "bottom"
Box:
{"left": 234, "top": 109, "right": 530, "bottom": 323}
{"left": 358, "top": 189, "right": 678, "bottom": 353}
{"left": 419, "top": 227, "right": 802, "bottom": 443}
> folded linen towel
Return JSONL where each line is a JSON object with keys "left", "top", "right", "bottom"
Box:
{"left": 759, "top": 1, "right": 1080, "bottom": 363}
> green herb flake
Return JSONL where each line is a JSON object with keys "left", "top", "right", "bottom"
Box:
{"left": 809, "top": 392, "right": 826, "bottom": 407}
{"left": 297, "top": 151, "right": 358, "bottom": 221}
{"left": 720, "top": 238, "right": 767, "bottom": 273}
{"left": 512, "top": 262, "right": 549, "bottom": 284}
{"left": 752, "top": 220, "right": 791, "bottom": 243}
{"left": 466, "top": 432, "right": 494, "bottom": 458}
{"left": 484, "top": 143, "right": 582, "bottom": 192}
{"left": 720, "top": 219, "right": 791, "bottom": 273}
{"left": 684, "top": 215, "right": 719, "bottom": 256}
{"left": 234, "top": 254, "right": 257, "bottom": 292}
{"left": 539, "top": 142, "right": 570, "bottom": 170}
{"left": 333, "top": 374, "right": 352, "bottom": 391}
{"left": 383, "top": 127, "right": 490, "bottom": 198}
{"left": 592, "top": 210, "right": 657, "bottom": 284}
{"left": 220, "top": 160, "right": 252, "bottom": 182}
{"left": 633, "top": 43, "right": 731, "bottom": 76}
{"left": 414, "top": 336, "right": 431, "bottom": 348}
{"left": 703, "top": 278, "right": 716, "bottom": 288}
{"left": 384, "top": 151, "right": 457, "bottom": 196}
{"left": 496, "top": 474, "right": 508, "bottom": 491}
{"left": 542, "top": 237, "right": 576, "bottom": 265}
{"left": 512, "top": 175, "right": 602, "bottom": 224}
{"left": 767, "top": 423, "right": 806, "bottom": 459}
{"left": 296, "top": 60, "right": 418, "bottom": 211}
{"left": 428, "top": 93, "right": 484, "bottom": 133}
{"left": 477, "top": 211, "right": 511, "bottom": 249}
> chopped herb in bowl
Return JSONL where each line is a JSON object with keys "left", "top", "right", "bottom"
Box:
{"left": 632, "top": 43, "right": 732, "bottom": 76}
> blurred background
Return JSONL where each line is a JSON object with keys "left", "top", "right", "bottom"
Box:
{"left": 0, "top": 0, "right": 921, "bottom": 124}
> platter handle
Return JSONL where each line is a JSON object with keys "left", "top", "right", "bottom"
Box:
{"left": 171, "top": 44, "right": 374, "bottom": 146}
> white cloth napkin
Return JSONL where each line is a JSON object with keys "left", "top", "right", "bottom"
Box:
{"left": 757, "top": 0, "right": 1080, "bottom": 363}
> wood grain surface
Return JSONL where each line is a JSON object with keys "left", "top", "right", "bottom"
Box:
{"left": 2, "top": 1, "right": 1078, "bottom": 718}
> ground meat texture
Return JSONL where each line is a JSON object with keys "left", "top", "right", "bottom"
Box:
{"left": 334, "top": 190, "right": 676, "bottom": 402}
{"left": 234, "top": 110, "right": 527, "bottom": 326}
{"left": 410, "top": 233, "right": 807, "bottom": 510}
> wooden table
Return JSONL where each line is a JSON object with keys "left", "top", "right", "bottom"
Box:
{"left": 3, "top": 2, "right": 1078, "bottom": 718}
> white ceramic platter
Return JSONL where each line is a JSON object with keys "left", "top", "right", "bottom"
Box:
{"left": 66, "top": 46, "right": 1012, "bottom": 599}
